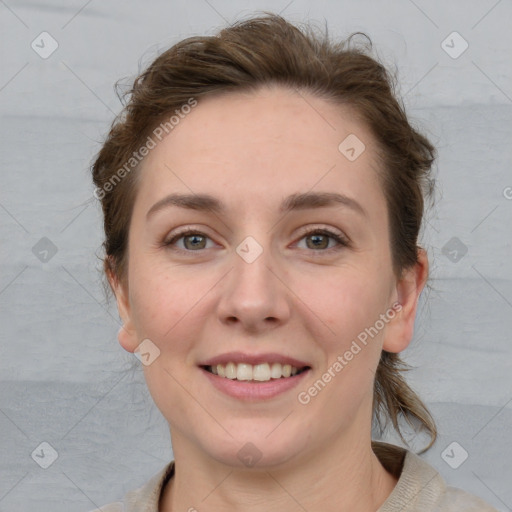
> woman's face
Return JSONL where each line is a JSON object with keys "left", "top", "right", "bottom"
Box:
{"left": 113, "top": 86, "right": 423, "bottom": 468}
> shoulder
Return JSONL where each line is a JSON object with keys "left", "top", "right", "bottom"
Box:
{"left": 88, "top": 461, "right": 175, "bottom": 512}
{"left": 373, "top": 441, "right": 498, "bottom": 512}
{"left": 435, "top": 486, "right": 499, "bottom": 511}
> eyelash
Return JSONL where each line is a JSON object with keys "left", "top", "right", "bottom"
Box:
{"left": 163, "top": 227, "right": 350, "bottom": 255}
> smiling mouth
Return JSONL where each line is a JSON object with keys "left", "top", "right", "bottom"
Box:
{"left": 202, "top": 362, "right": 310, "bottom": 382}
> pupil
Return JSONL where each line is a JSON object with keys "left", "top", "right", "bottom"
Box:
{"left": 186, "top": 235, "right": 204, "bottom": 249}
{"left": 309, "top": 234, "right": 327, "bottom": 249}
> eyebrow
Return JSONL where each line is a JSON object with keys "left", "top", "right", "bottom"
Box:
{"left": 146, "top": 191, "right": 367, "bottom": 219}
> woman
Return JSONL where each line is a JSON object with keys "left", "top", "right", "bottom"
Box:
{"left": 90, "top": 13, "right": 497, "bottom": 511}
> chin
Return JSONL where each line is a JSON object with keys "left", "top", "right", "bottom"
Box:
{"left": 199, "top": 426, "right": 310, "bottom": 470}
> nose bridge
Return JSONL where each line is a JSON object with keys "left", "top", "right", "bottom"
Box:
{"left": 217, "top": 232, "right": 290, "bottom": 329}
{"left": 235, "top": 234, "right": 273, "bottom": 292}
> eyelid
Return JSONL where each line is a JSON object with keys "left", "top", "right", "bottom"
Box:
{"left": 294, "top": 224, "right": 349, "bottom": 244}
{"left": 163, "top": 224, "right": 350, "bottom": 253}
{"left": 293, "top": 225, "right": 350, "bottom": 253}
{"left": 163, "top": 226, "right": 215, "bottom": 249}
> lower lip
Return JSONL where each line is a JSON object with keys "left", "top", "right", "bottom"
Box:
{"left": 201, "top": 367, "right": 310, "bottom": 401}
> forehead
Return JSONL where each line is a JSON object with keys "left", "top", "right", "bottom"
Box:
{"left": 135, "top": 86, "right": 384, "bottom": 216}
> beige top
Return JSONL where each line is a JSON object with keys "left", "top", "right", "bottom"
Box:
{"left": 91, "top": 441, "right": 498, "bottom": 511}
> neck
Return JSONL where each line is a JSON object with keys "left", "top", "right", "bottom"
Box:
{"left": 160, "top": 426, "right": 398, "bottom": 512}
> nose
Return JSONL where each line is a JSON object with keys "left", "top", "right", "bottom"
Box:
{"left": 216, "top": 238, "right": 291, "bottom": 333}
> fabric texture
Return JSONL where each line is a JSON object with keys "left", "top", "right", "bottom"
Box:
{"left": 91, "top": 441, "right": 498, "bottom": 511}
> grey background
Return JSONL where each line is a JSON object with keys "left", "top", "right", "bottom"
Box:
{"left": 0, "top": 0, "right": 511, "bottom": 510}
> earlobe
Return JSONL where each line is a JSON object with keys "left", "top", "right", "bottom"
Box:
{"left": 117, "top": 324, "right": 138, "bottom": 353}
{"left": 107, "top": 264, "right": 139, "bottom": 353}
{"left": 382, "top": 248, "right": 429, "bottom": 354}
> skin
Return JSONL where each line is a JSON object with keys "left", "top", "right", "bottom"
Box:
{"left": 109, "top": 85, "right": 428, "bottom": 511}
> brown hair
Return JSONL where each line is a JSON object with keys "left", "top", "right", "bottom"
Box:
{"left": 91, "top": 13, "right": 437, "bottom": 453}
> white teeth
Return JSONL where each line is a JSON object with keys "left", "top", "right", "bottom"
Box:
{"left": 236, "top": 363, "right": 253, "bottom": 381}
{"left": 225, "top": 362, "right": 237, "bottom": 379}
{"left": 208, "top": 362, "right": 304, "bottom": 381}
{"left": 253, "top": 363, "right": 270, "bottom": 381}
{"left": 270, "top": 362, "right": 282, "bottom": 379}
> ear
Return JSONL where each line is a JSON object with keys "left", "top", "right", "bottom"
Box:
{"left": 382, "top": 248, "right": 429, "bottom": 353}
{"left": 107, "top": 262, "right": 139, "bottom": 354}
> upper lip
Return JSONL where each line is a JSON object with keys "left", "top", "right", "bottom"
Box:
{"left": 199, "top": 351, "right": 311, "bottom": 368}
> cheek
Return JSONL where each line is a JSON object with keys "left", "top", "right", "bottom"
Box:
{"left": 304, "top": 272, "right": 392, "bottom": 410}
{"left": 131, "top": 271, "right": 202, "bottom": 418}
{"left": 130, "top": 260, "right": 186, "bottom": 331}
{"left": 305, "top": 267, "right": 392, "bottom": 350}
{"left": 128, "top": 264, "right": 217, "bottom": 370}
